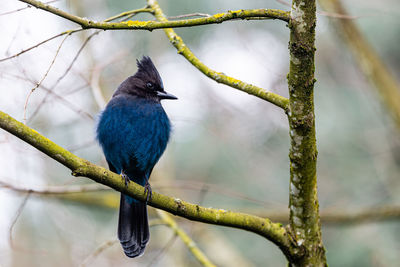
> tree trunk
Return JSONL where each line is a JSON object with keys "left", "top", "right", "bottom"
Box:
{"left": 287, "top": 0, "right": 327, "bottom": 265}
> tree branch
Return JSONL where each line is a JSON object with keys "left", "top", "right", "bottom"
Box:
{"left": 157, "top": 210, "right": 216, "bottom": 267}
{"left": 3, "top": 181, "right": 399, "bottom": 225}
{"left": 20, "top": 0, "right": 290, "bottom": 30}
{"left": 0, "top": 110, "right": 299, "bottom": 260}
{"left": 148, "top": 0, "right": 289, "bottom": 110}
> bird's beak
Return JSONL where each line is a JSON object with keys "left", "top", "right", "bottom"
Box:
{"left": 157, "top": 91, "right": 178, "bottom": 100}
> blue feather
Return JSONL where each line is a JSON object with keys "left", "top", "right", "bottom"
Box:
{"left": 97, "top": 95, "right": 170, "bottom": 185}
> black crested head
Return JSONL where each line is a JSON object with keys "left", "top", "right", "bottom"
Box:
{"left": 113, "top": 56, "right": 177, "bottom": 101}
{"left": 135, "top": 56, "right": 163, "bottom": 89}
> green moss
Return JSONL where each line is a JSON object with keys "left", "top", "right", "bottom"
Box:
{"left": 287, "top": 0, "right": 327, "bottom": 265}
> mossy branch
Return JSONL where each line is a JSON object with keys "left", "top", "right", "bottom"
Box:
{"left": 287, "top": 0, "right": 327, "bottom": 265}
{"left": 0, "top": 110, "right": 299, "bottom": 261}
{"left": 20, "top": 0, "right": 290, "bottom": 30}
{"left": 3, "top": 180, "right": 400, "bottom": 225}
{"left": 148, "top": 0, "right": 289, "bottom": 110}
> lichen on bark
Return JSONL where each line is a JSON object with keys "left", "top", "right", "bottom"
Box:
{"left": 287, "top": 0, "right": 327, "bottom": 265}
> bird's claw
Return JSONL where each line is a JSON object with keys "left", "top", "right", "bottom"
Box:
{"left": 121, "top": 170, "right": 130, "bottom": 187}
{"left": 144, "top": 181, "right": 152, "bottom": 202}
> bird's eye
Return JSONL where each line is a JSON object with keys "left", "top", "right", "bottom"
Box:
{"left": 146, "top": 82, "right": 154, "bottom": 89}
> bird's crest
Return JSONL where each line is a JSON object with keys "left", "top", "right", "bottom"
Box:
{"left": 135, "top": 56, "right": 164, "bottom": 89}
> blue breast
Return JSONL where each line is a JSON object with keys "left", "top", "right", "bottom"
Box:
{"left": 96, "top": 95, "right": 171, "bottom": 186}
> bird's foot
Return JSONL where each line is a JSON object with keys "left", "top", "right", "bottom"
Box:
{"left": 144, "top": 181, "right": 152, "bottom": 202}
{"left": 121, "top": 170, "right": 130, "bottom": 187}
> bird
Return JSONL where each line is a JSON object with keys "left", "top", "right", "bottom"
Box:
{"left": 96, "top": 56, "right": 177, "bottom": 258}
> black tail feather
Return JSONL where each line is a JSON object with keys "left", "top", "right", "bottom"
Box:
{"left": 118, "top": 194, "right": 150, "bottom": 258}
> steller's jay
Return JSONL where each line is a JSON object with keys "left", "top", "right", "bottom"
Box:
{"left": 96, "top": 56, "right": 177, "bottom": 257}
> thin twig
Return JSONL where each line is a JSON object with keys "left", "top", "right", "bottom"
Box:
{"left": 5, "top": 24, "right": 22, "bottom": 57}
{"left": 7, "top": 73, "right": 93, "bottom": 121}
{"left": 318, "top": 10, "right": 360, "bottom": 19}
{"left": 79, "top": 219, "right": 166, "bottom": 267}
{"left": 189, "top": 184, "right": 209, "bottom": 236}
{"left": 79, "top": 239, "right": 117, "bottom": 267}
{"left": 39, "top": 85, "right": 94, "bottom": 120}
{"left": 68, "top": 140, "right": 97, "bottom": 152}
{"left": 9, "top": 192, "right": 31, "bottom": 248}
{"left": 277, "top": 0, "right": 361, "bottom": 19}
{"left": 64, "top": 83, "right": 89, "bottom": 96}
{"left": 0, "top": 29, "right": 82, "bottom": 63}
{"left": 146, "top": 234, "right": 178, "bottom": 267}
{"left": 103, "top": 7, "right": 153, "bottom": 22}
{"left": 0, "top": 180, "right": 108, "bottom": 194}
{"left": 23, "top": 34, "right": 69, "bottom": 124}
{"left": 168, "top": 13, "right": 211, "bottom": 20}
{"left": 90, "top": 51, "right": 127, "bottom": 109}
{"left": 0, "top": 0, "right": 60, "bottom": 16}
{"left": 90, "top": 64, "right": 107, "bottom": 109}
{"left": 27, "top": 30, "right": 100, "bottom": 123}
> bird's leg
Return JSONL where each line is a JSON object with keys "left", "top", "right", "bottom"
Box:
{"left": 121, "top": 170, "right": 130, "bottom": 187}
{"left": 144, "top": 180, "right": 152, "bottom": 202}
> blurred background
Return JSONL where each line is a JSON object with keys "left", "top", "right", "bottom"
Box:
{"left": 0, "top": 0, "right": 399, "bottom": 266}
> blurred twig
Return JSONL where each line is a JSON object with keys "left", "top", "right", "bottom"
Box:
{"left": 23, "top": 34, "right": 70, "bottom": 124}
{"left": 7, "top": 72, "right": 93, "bottom": 121}
{"left": 27, "top": 30, "right": 100, "bottom": 123}
{"left": 80, "top": 219, "right": 167, "bottom": 267}
{"left": 196, "top": 227, "right": 255, "bottom": 267}
{"left": 146, "top": 233, "right": 178, "bottom": 267}
{"left": 0, "top": 29, "right": 82, "bottom": 62}
{"left": 9, "top": 192, "right": 31, "bottom": 249}
{"left": 80, "top": 239, "right": 118, "bottom": 267}
{"left": 319, "top": 0, "right": 400, "bottom": 128}
{"left": 320, "top": 206, "right": 400, "bottom": 224}
{"left": 90, "top": 51, "right": 128, "bottom": 109}
{"left": 168, "top": 13, "right": 211, "bottom": 19}
{"left": 0, "top": 0, "right": 60, "bottom": 16}
{"left": 157, "top": 210, "right": 216, "bottom": 267}
{"left": 104, "top": 7, "right": 154, "bottom": 22}
{"left": 0, "top": 180, "right": 108, "bottom": 194}
{"left": 277, "top": 0, "right": 362, "bottom": 19}
{"left": 255, "top": 206, "right": 400, "bottom": 225}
